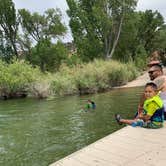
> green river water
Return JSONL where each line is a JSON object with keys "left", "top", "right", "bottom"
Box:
{"left": 0, "top": 86, "right": 143, "bottom": 166}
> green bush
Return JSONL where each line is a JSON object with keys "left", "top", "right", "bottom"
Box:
{"left": 74, "top": 65, "right": 98, "bottom": 94}
{"left": 50, "top": 65, "right": 78, "bottom": 96}
{"left": 0, "top": 59, "right": 139, "bottom": 98}
{"left": 0, "top": 59, "right": 41, "bottom": 96}
{"left": 50, "top": 59, "right": 139, "bottom": 96}
{"left": 50, "top": 74, "right": 78, "bottom": 96}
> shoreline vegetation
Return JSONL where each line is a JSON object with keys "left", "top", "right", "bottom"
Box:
{"left": 0, "top": 59, "right": 140, "bottom": 100}
{"left": 1, "top": 1, "right": 166, "bottom": 101}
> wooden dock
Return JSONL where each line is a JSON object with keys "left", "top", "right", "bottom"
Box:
{"left": 50, "top": 123, "right": 166, "bottom": 166}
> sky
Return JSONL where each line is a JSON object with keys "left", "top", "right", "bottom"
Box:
{"left": 12, "top": 0, "right": 166, "bottom": 42}
{"left": 137, "top": 0, "right": 166, "bottom": 21}
{"left": 13, "top": 0, "right": 72, "bottom": 42}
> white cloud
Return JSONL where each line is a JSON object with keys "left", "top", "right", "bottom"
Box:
{"left": 12, "top": 0, "right": 166, "bottom": 42}
{"left": 13, "top": 0, "right": 69, "bottom": 22}
{"left": 137, "top": 0, "right": 166, "bottom": 21}
{"left": 13, "top": 0, "right": 68, "bottom": 13}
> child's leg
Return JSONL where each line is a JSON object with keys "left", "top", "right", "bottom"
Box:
{"left": 115, "top": 114, "right": 144, "bottom": 127}
{"left": 120, "top": 119, "right": 137, "bottom": 125}
{"left": 121, "top": 118, "right": 145, "bottom": 127}
{"left": 115, "top": 113, "right": 137, "bottom": 125}
{"left": 142, "top": 121, "right": 163, "bottom": 129}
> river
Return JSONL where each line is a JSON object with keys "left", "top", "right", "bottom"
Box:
{"left": 0, "top": 86, "right": 143, "bottom": 166}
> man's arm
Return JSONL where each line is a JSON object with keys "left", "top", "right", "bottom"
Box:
{"left": 138, "top": 101, "right": 159, "bottom": 121}
{"left": 137, "top": 114, "right": 151, "bottom": 121}
{"left": 137, "top": 93, "right": 146, "bottom": 115}
{"left": 153, "top": 76, "right": 166, "bottom": 91}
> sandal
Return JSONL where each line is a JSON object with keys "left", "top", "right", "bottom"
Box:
{"left": 115, "top": 113, "right": 122, "bottom": 125}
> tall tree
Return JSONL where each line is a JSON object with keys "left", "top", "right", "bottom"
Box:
{"left": 29, "top": 39, "right": 68, "bottom": 72}
{"left": 153, "top": 25, "right": 166, "bottom": 52}
{"left": 67, "top": 0, "right": 137, "bottom": 60}
{"left": 18, "top": 8, "right": 68, "bottom": 72}
{"left": 114, "top": 9, "right": 166, "bottom": 63}
{"left": 0, "top": 0, "right": 19, "bottom": 57}
{"left": 136, "top": 10, "right": 164, "bottom": 54}
{"left": 18, "top": 8, "right": 67, "bottom": 43}
{"left": 113, "top": 11, "right": 140, "bottom": 61}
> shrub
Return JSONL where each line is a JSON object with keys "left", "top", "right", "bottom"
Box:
{"left": 50, "top": 65, "right": 78, "bottom": 96}
{"left": 0, "top": 59, "right": 41, "bottom": 97}
{"left": 50, "top": 59, "right": 139, "bottom": 96}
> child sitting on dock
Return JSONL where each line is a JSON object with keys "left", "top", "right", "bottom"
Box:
{"left": 115, "top": 82, "right": 164, "bottom": 129}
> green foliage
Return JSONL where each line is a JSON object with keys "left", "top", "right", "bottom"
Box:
{"left": 151, "top": 25, "right": 166, "bottom": 57}
{"left": 28, "top": 39, "right": 68, "bottom": 72}
{"left": 0, "top": 40, "right": 14, "bottom": 62}
{"left": 114, "top": 9, "right": 165, "bottom": 64}
{"left": 18, "top": 8, "right": 68, "bottom": 72}
{"left": 73, "top": 63, "right": 99, "bottom": 93}
{"left": 50, "top": 64, "right": 78, "bottom": 95}
{"left": 67, "top": 0, "right": 137, "bottom": 60}
{"left": 157, "top": 27, "right": 166, "bottom": 66}
{"left": 63, "top": 53, "right": 83, "bottom": 67}
{"left": 136, "top": 10, "right": 164, "bottom": 54}
{"left": 50, "top": 74, "right": 78, "bottom": 96}
{"left": 76, "top": 37, "right": 103, "bottom": 61}
{"left": 134, "top": 45, "right": 147, "bottom": 69}
{"left": 0, "top": 59, "right": 41, "bottom": 95}
{"left": 114, "top": 11, "right": 139, "bottom": 61}
{"left": 18, "top": 8, "right": 66, "bottom": 42}
{"left": 1, "top": 0, "right": 166, "bottom": 74}
{"left": 0, "top": 0, "right": 19, "bottom": 58}
{"left": 125, "top": 61, "right": 139, "bottom": 81}
{"left": 50, "top": 59, "right": 139, "bottom": 96}
{"left": 0, "top": 59, "right": 139, "bottom": 98}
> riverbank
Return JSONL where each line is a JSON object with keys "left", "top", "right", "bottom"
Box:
{"left": 117, "top": 67, "right": 166, "bottom": 88}
{"left": 0, "top": 59, "right": 139, "bottom": 99}
{"left": 119, "top": 71, "right": 149, "bottom": 88}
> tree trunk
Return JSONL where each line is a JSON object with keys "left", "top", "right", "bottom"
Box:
{"left": 104, "top": 33, "right": 112, "bottom": 59}
{"left": 107, "top": 14, "right": 123, "bottom": 59}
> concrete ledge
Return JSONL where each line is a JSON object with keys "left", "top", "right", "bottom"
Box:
{"left": 50, "top": 122, "right": 166, "bottom": 166}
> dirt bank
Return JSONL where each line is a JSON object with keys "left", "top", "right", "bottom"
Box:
{"left": 119, "top": 68, "right": 166, "bottom": 88}
{"left": 121, "top": 71, "right": 149, "bottom": 88}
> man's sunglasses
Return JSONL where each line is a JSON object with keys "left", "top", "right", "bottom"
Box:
{"left": 148, "top": 70, "right": 158, "bottom": 74}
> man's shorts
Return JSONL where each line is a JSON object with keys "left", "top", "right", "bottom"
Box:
{"left": 131, "top": 119, "right": 162, "bottom": 129}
